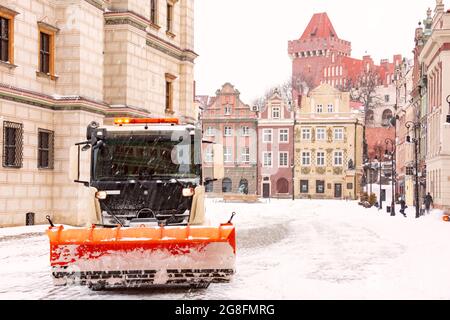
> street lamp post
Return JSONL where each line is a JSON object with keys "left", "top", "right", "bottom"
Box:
{"left": 375, "top": 145, "right": 383, "bottom": 210}
{"left": 405, "top": 121, "right": 421, "bottom": 219}
{"left": 385, "top": 138, "right": 396, "bottom": 216}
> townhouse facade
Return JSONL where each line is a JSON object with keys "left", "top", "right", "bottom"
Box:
{"left": 257, "top": 89, "right": 295, "bottom": 198}
{"left": 0, "top": 0, "right": 197, "bottom": 226}
{"left": 294, "top": 84, "right": 364, "bottom": 200}
{"left": 201, "top": 83, "right": 258, "bottom": 195}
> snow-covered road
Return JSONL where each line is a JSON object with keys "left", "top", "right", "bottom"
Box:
{"left": 0, "top": 199, "right": 449, "bottom": 300}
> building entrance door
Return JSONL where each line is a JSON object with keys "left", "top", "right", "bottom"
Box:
{"left": 263, "top": 183, "right": 270, "bottom": 198}
{"left": 334, "top": 184, "right": 342, "bottom": 198}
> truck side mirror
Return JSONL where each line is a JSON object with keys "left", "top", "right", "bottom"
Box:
{"left": 69, "top": 145, "right": 90, "bottom": 187}
{"left": 213, "top": 144, "right": 224, "bottom": 180}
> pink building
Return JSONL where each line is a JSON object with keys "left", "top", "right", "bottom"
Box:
{"left": 257, "top": 90, "right": 295, "bottom": 198}
{"left": 201, "top": 83, "right": 258, "bottom": 194}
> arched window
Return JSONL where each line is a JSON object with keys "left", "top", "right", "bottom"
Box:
{"left": 277, "top": 178, "right": 289, "bottom": 194}
{"left": 205, "top": 178, "right": 214, "bottom": 193}
{"left": 382, "top": 109, "right": 393, "bottom": 127}
{"left": 238, "top": 179, "right": 249, "bottom": 194}
{"left": 222, "top": 178, "right": 232, "bottom": 193}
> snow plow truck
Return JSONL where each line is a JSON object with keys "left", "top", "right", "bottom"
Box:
{"left": 46, "top": 118, "right": 235, "bottom": 290}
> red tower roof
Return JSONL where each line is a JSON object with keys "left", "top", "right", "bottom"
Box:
{"left": 300, "top": 13, "right": 338, "bottom": 41}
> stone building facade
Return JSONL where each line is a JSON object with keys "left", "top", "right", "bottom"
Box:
{"left": 0, "top": 0, "right": 197, "bottom": 226}
{"left": 294, "top": 84, "right": 364, "bottom": 200}
{"left": 201, "top": 83, "right": 258, "bottom": 195}
{"left": 419, "top": 1, "right": 450, "bottom": 213}
{"left": 257, "top": 89, "right": 294, "bottom": 199}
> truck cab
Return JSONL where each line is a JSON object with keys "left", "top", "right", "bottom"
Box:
{"left": 71, "top": 118, "right": 223, "bottom": 228}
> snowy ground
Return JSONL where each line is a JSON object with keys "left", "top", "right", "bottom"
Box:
{"left": 0, "top": 199, "right": 449, "bottom": 300}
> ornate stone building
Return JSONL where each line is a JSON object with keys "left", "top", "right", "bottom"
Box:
{"left": 294, "top": 84, "right": 364, "bottom": 200}
{"left": 419, "top": 0, "right": 450, "bottom": 213}
{"left": 0, "top": 0, "right": 197, "bottom": 226}
{"left": 201, "top": 83, "right": 258, "bottom": 195}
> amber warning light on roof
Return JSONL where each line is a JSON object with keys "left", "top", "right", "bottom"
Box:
{"left": 114, "top": 118, "right": 180, "bottom": 125}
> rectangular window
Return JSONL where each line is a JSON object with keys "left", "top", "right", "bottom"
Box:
{"left": 406, "top": 166, "right": 414, "bottom": 176}
{"left": 385, "top": 95, "right": 390, "bottom": 102}
{"left": 0, "top": 16, "right": 11, "bottom": 63}
{"left": 334, "top": 151, "right": 343, "bottom": 166}
{"left": 316, "top": 180, "right": 325, "bottom": 194}
{"left": 302, "top": 151, "right": 311, "bottom": 166}
{"left": 302, "top": 128, "right": 311, "bottom": 140}
{"left": 224, "top": 105, "right": 232, "bottom": 115}
{"left": 272, "top": 107, "right": 281, "bottom": 119}
{"left": 39, "top": 31, "right": 54, "bottom": 74}
{"left": 334, "top": 128, "right": 344, "bottom": 141}
{"left": 347, "top": 183, "right": 353, "bottom": 190}
{"left": 206, "top": 127, "right": 215, "bottom": 137}
{"left": 300, "top": 180, "right": 309, "bottom": 193}
{"left": 316, "top": 128, "right": 326, "bottom": 141}
{"left": 2, "top": 121, "right": 23, "bottom": 168}
{"left": 150, "top": 0, "right": 158, "bottom": 24}
{"left": 166, "top": 3, "right": 173, "bottom": 32}
{"left": 279, "top": 152, "right": 288, "bottom": 167}
{"left": 224, "top": 146, "right": 233, "bottom": 163}
{"left": 328, "top": 104, "right": 334, "bottom": 113}
{"left": 165, "top": 80, "right": 173, "bottom": 113}
{"left": 205, "top": 146, "right": 213, "bottom": 163}
{"left": 316, "top": 104, "right": 323, "bottom": 113}
{"left": 38, "top": 129, "right": 54, "bottom": 169}
{"left": 263, "top": 129, "right": 273, "bottom": 143}
{"left": 263, "top": 152, "right": 272, "bottom": 167}
{"left": 242, "top": 147, "right": 250, "bottom": 163}
{"left": 242, "top": 126, "right": 250, "bottom": 136}
{"left": 224, "top": 126, "right": 232, "bottom": 136}
{"left": 317, "top": 152, "right": 325, "bottom": 166}
{"left": 279, "top": 129, "right": 289, "bottom": 143}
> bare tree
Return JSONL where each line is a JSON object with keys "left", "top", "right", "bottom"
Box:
{"left": 348, "top": 69, "right": 383, "bottom": 123}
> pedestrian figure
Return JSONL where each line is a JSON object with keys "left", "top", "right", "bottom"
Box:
{"left": 400, "top": 198, "right": 407, "bottom": 218}
{"left": 424, "top": 193, "right": 434, "bottom": 214}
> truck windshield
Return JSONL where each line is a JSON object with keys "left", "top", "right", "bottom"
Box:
{"left": 93, "top": 133, "right": 200, "bottom": 181}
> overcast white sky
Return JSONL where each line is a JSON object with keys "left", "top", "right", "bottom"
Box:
{"left": 194, "top": 0, "right": 436, "bottom": 103}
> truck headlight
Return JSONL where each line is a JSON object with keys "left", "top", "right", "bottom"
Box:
{"left": 95, "top": 191, "right": 107, "bottom": 200}
{"left": 182, "top": 188, "right": 195, "bottom": 197}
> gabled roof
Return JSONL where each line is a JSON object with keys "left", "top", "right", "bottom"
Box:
{"left": 300, "top": 12, "right": 338, "bottom": 41}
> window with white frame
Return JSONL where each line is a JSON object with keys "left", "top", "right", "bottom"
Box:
{"left": 302, "top": 128, "right": 311, "bottom": 140}
{"left": 316, "top": 128, "right": 326, "bottom": 141}
{"left": 334, "top": 151, "right": 343, "bottom": 166}
{"left": 316, "top": 104, "right": 323, "bottom": 113}
{"left": 242, "top": 126, "right": 250, "bottom": 136}
{"left": 328, "top": 104, "right": 334, "bottom": 113}
{"left": 242, "top": 147, "right": 250, "bottom": 163}
{"left": 302, "top": 151, "right": 311, "bottom": 166}
{"left": 206, "top": 126, "right": 215, "bottom": 137}
{"left": 224, "top": 126, "right": 232, "bottom": 136}
{"left": 279, "top": 129, "right": 289, "bottom": 143}
{"left": 263, "top": 152, "right": 272, "bottom": 167}
{"left": 279, "top": 152, "right": 289, "bottom": 167}
{"left": 205, "top": 146, "right": 214, "bottom": 163}
{"left": 334, "top": 128, "right": 344, "bottom": 141}
{"left": 263, "top": 129, "right": 273, "bottom": 143}
{"left": 224, "top": 146, "right": 233, "bottom": 163}
{"left": 317, "top": 151, "right": 325, "bottom": 166}
{"left": 224, "top": 105, "right": 232, "bottom": 115}
{"left": 272, "top": 107, "right": 281, "bottom": 119}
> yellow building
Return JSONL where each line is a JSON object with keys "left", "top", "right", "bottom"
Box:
{"left": 294, "top": 84, "right": 364, "bottom": 200}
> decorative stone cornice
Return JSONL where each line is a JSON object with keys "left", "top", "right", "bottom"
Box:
{"left": 104, "top": 11, "right": 148, "bottom": 32}
{"left": 0, "top": 83, "right": 151, "bottom": 118}
{"left": 84, "top": 0, "right": 107, "bottom": 10}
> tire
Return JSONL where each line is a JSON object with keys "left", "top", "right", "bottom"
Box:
{"left": 190, "top": 282, "right": 210, "bottom": 289}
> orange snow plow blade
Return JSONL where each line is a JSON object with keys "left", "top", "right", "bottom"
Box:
{"left": 46, "top": 224, "right": 236, "bottom": 289}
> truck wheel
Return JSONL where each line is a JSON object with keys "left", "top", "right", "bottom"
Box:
{"left": 190, "top": 282, "right": 210, "bottom": 289}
